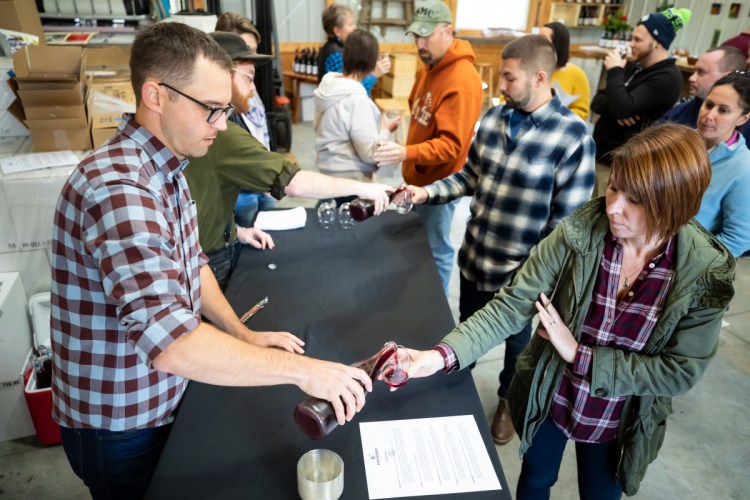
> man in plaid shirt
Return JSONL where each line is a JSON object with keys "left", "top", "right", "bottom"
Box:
{"left": 50, "top": 23, "right": 372, "bottom": 499}
{"left": 408, "top": 35, "right": 595, "bottom": 445}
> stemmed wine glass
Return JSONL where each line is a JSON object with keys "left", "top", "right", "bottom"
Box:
{"left": 379, "top": 344, "right": 413, "bottom": 388}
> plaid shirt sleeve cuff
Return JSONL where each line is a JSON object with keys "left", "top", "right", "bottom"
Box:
{"left": 573, "top": 344, "right": 592, "bottom": 376}
{"left": 434, "top": 342, "right": 459, "bottom": 373}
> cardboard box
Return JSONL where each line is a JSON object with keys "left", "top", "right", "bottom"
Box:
{"left": 25, "top": 118, "right": 91, "bottom": 151}
{"left": 87, "top": 91, "right": 133, "bottom": 130}
{"left": 0, "top": 272, "right": 35, "bottom": 442}
{"left": 12, "top": 45, "right": 85, "bottom": 88}
{"left": 388, "top": 53, "right": 417, "bottom": 77}
{"left": 91, "top": 127, "right": 118, "bottom": 148}
{"left": 24, "top": 292, "right": 61, "bottom": 446}
{"left": 87, "top": 73, "right": 135, "bottom": 105}
{"left": 381, "top": 74, "right": 415, "bottom": 97}
{"left": 0, "top": 0, "right": 45, "bottom": 46}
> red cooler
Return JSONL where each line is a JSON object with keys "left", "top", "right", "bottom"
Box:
{"left": 23, "top": 292, "right": 61, "bottom": 446}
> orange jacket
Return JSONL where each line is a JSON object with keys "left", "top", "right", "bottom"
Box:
{"left": 403, "top": 39, "right": 483, "bottom": 186}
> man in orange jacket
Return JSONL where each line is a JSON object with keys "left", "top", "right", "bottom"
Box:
{"left": 375, "top": 0, "right": 482, "bottom": 294}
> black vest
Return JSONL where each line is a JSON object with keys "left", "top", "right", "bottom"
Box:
{"left": 317, "top": 37, "right": 344, "bottom": 83}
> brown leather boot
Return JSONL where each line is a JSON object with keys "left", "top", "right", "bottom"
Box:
{"left": 491, "top": 398, "right": 515, "bottom": 445}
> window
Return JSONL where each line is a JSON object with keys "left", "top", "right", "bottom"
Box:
{"left": 456, "top": 0, "right": 530, "bottom": 31}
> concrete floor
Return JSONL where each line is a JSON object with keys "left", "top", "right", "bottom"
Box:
{"left": 2, "top": 121, "right": 749, "bottom": 499}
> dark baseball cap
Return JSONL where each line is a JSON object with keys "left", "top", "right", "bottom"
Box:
{"left": 209, "top": 31, "right": 272, "bottom": 65}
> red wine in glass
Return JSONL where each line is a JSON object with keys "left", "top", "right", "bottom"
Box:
{"left": 349, "top": 186, "right": 412, "bottom": 222}
{"left": 294, "top": 342, "right": 405, "bottom": 440}
{"left": 383, "top": 367, "right": 409, "bottom": 388}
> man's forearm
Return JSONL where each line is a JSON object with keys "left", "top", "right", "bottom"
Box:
{"left": 285, "top": 171, "right": 366, "bottom": 199}
{"left": 198, "top": 265, "right": 246, "bottom": 338}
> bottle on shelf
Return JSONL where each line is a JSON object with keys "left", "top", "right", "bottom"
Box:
{"left": 349, "top": 185, "right": 413, "bottom": 222}
{"left": 294, "top": 48, "right": 300, "bottom": 73}
{"left": 311, "top": 48, "right": 318, "bottom": 76}
{"left": 294, "top": 342, "right": 412, "bottom": 440}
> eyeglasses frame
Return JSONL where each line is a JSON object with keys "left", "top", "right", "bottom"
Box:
{"left": 158, "top": 82, "right": 235, "bottom": 124}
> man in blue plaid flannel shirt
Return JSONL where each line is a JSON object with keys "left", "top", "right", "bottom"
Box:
{"left": 408, "top": 35, "right": 595, "bottom": 445}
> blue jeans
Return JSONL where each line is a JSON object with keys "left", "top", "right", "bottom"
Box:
{"left": 60, "top": 424, "right": 172, "bottom": 500}
{"left": 517, "top": 418, "right": 622, "bottom": 500}
{"left": 414, "top": 200, "right": 459, "bottom": 294}
{"left": 234, "top": 190, "right": 277, "bottom": 228}
{"left": 206, "top": 240, "right": 243, "bottom": 290}
{"left": 459, "top": 273, "right": 531, "bottom": 396}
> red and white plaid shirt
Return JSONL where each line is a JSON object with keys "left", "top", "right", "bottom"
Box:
{"left": 549, "top": 232, "right": 676, "bottom": 442}
{"left": 50, "top": 115, "right": 207, "bottom": 430}
{"left": 437, "top": 232, "right": 675, "bottom": 443}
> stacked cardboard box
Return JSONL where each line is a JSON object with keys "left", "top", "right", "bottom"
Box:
{"left": 86, "top": 71, "right": 134, "bottom": 147}
{"left": 12, "top": 45, "right": 92, "bottom": 151}
{"left": 381, "top": 53, "right": 417, "bottom": 98}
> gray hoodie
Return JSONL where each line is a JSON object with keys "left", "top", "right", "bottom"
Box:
{"left": 313, "top": 72, "right": 388, "bottom": 179}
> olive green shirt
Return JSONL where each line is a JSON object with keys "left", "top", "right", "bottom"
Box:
{"left": 185, "top": 122, "right": 300, "bottom": 253}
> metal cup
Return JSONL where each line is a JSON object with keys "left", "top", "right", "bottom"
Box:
{"left": 297, "top": 449, "right": 344, "bottom": 500}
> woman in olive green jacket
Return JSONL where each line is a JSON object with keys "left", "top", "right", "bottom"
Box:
{"left": 405, "top": 124, "right": 735, "bottom": 497}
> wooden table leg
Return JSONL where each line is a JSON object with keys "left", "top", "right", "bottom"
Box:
{"left": 292, "top": 79, "right": 301, "bottom": 124}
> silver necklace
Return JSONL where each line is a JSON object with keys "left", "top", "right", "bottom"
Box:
{"left": 622, "top": 266, "right": 641, "bottom": 289}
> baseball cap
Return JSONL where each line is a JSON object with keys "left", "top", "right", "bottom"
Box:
{"left": 209, "top": 31, "right": 273, "bottom": 65}
{"left": 405, "top": 0, "right": 452, "bottom": 37}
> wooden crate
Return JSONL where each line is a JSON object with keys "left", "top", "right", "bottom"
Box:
{"left": 381, "top": 74, "right": 414, "bottom": 97}
{"left": 388, "top": 53, "right": 418, "bottom": 77}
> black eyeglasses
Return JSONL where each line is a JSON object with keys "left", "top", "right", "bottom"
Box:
{"left": 158, "top": 83, "right": 235, "bottom": 124}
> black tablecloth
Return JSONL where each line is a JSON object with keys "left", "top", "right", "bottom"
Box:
{"left": 145, "top": 210, "right": 511, "bottom": 499}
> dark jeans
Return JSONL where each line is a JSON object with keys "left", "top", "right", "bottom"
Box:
{"left": 459, "top": 273, "right": 531, "bottom": 399}
{"left": 206, "top": 240, "right": 243, "bottom": 291}
{"left": 517, "top": 418, "right": 622, "bottom": 500}
{"left": 60, "top": 424, "right": 172, "bottom": 500}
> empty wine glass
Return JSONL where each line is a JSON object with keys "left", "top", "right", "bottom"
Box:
{"left": 338, "top": 202, "right": 354, "bottom": 229}
{"left": 317, "top": 199, "right": 337, "bottom": 229}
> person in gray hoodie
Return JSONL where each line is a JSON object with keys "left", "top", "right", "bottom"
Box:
{"left": 314, "top": 29, "right": 399, "bottom": 182}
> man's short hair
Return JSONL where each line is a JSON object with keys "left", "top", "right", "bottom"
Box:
{"left": 322, "top": 3, "right": 354, "bottom": 37}
{"left": 343, "top": 29, "right": 379, "bottom": 76}
{"left": 130, "top": 22, "right": 232, "bottom": 106}
{"left": 501, "top": 35, "right": 557, "bottom": 77}
{"left": 215, "top": 12, "right": 262, "bottom": 45}
{"left": 706, "top": 46, "right": 747, "bottom": 74}
{"left": 609, "top": 123, "right": 711, "bottom": 242}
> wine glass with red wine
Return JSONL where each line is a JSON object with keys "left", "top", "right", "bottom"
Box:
{"left": 380, "top": 345, "right": 413, "bottom": 388}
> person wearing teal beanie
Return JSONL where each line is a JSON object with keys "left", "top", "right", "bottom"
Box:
{"left": 590, "top": 8, "right": 691, "bottom": 197}
{"left": 638, "top": 7, "right": 692, "bottom": 49}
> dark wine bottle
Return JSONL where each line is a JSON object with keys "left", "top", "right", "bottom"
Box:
{"left": 294, "top": 342, "right": 400, "bottom": 440}
{"left": 349, "top": 185, "right": 412, "bottom": 222}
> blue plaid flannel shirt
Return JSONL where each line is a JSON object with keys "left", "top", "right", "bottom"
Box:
{"left": 424, "top": 94, "right": 595, "bottom": 291}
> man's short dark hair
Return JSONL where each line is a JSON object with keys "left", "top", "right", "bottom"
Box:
{"left": 502, "top": 35, "right": 557, "bottom": 77}
{"left": 130, "top": 22, "right": 232, "bottom": 106}
{"left": 706, "top": 46, "right": 747, "bottom": 74}
{"left": 343, "top": 29, "right": 379, "bottom": 76}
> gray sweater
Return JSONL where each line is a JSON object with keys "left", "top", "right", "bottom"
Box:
{"left": 313, "top": 72, "right": 388, "bottom": 179}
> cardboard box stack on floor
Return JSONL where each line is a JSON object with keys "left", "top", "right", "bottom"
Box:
{"left": 86, "top": 71, "right": 135, "bottom": 147}
{"left": 381, "top": 53, "right": 417, "bottom": 99}
{"left": 12, "top": 45, "right": 92, "bottom": 152}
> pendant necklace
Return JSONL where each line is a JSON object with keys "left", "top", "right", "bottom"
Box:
{"left": 622, "top": 267, "right": 641, "bottom": 289}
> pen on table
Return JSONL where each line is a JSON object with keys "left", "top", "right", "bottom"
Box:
{"left": 241, "top": 297, "right": 268, "bottom": 323}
